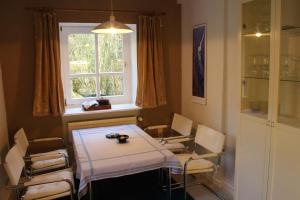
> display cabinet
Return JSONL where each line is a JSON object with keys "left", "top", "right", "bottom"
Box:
{"left": 236, "top": 0, "right": 300, "bottom": 199}
{"left": 277, "top": 18, "right": 300, "bottom": 128}
{"left": 241, "top": 0, "right": 271, "bottom": 118}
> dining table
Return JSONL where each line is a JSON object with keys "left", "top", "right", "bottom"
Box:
{"left": 72, "top": 124, "right": 182, "bottom": 199}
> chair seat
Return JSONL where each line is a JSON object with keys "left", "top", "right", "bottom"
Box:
{"left": 25, "top": 168, "right": 73, "bottom": 186}
{"left": 31, "top": 157, "right": 66, "bottom": 172}
{"left": 23, "top": 169, "right": 73, "bottom": 200}
{"left": 30, "top": 149, "right": 68, "bottom": 162}
{"left": 164, "top": 143, "right": 185, "bottom": 152}
{"left": 176, "top": 153, "right": 214, "bottom": 174}
{"left": 24, "top": 182, "right": 71, "bottom": 200}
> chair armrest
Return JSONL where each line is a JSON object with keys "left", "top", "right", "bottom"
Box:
{"left": 26, "top": 152, "right": 66, "bottom": 159}
{"left": 163, "top": 135, "right": 189, "bottom": 140}
{"left": 166, "top": 138, "right": 194, "bottom": 144}
{"left": 29, "top": 137, "right": 64, "bottom": 143}
{"left": 191, "top": 153, "right": 219, "bottom": 160}
{"left": 144, "top": 125, "right": 168, "bottom": 131}
{"left": 28, "top": 137, "right": 66, "bottom": 148}
{"left": 162, "top": 135, "right": 193, "bottom": 142}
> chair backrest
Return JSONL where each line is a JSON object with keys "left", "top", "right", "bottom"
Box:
{"left": 14, "top": 128, "right": 29, "bottom": 156}
{"left": 4, "top": 145, "right": 25, "bottom": 186}
{"left": 194, "top": 125, "right": 225, "bottom": 153}
{"left": 171, "top": 113, "right": 193, "bottom": 136}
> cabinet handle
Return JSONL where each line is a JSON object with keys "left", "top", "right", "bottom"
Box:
{"left": 242, "top": 80, "right": 247, "bottom": 98}
{"left": 267, "top": 121, "right": 276, "bottom": 127}
{"left": 271, "top": 121, "right": 275, "bottom": 127}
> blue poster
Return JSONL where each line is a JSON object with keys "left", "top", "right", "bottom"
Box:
{"left": 192, "top": 24, "right": 206, "bottom": 101}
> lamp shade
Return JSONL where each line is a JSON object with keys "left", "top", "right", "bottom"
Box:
{"left": 91, "top": 15, "right": 133, "bottom": 34}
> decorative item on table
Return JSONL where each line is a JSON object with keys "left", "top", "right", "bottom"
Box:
{"left": 116, "top": 134, "right": 129, "bottom": 144}
{"left": 105, "top": 133, "right": 120, "bottom": 139}
{"left": 81, "top": 98, "right": 111, "bottom": 111}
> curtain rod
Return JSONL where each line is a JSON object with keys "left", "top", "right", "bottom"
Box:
{"left": 24, "top": 7, "right": 166, "bottom": 16}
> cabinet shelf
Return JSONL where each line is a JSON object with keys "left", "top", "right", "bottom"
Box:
{"left": 243, "top": 76, "right": 269, "bottom": 80}
{"left": 242, "top": 33, "right": 270, "bottom": 37}
{"left": 241, "top": 109, "right": 268, "bottom": 119}
{"left": 282, "top": 26, "right": 300, "bottom": 33}
{"left": 243, "top": 76, "right": 300, "bottom": 82}
{"left": 280, "top": 78, "right": 300, "bottom": 83}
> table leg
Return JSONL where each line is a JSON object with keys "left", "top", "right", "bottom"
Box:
{"left": 168, "top": 168, "right": 172, "bottom": 200}
{"left": 89, "top": 181, "right": 93, "bottom": 200}
{"left": 158, "top": 169, "right": 161, "bottom": 186}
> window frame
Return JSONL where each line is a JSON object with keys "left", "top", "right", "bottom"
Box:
{"left": 59, "top": 23, "right": 136, "bottom": 106}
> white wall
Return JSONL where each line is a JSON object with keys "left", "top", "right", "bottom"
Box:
{"left": 180, "top": 0, "right": 225, "bottom": 131}
{"left": 179, "top": 0, "right": 241, "bottom": 192}
{"left": 0, "top": 65, "right": 10, "bottom": 200}
{"left": 223, "top": 0, "right": 241, "bottom": 190}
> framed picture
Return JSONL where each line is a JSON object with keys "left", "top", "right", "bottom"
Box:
{"left": 192, "top": 23, "right": 207, "bottom": 104}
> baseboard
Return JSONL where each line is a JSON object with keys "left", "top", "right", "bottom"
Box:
{"left": 205, "top": 174, "right": 234, "bottom": 198}
{"left": 221, "top": 178, "right": 234, "bottom": 195}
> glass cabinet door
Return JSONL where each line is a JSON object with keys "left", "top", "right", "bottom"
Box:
{"left": 241, "top": 0, "right": 272, "bottom": 118}
{"left": 277, "top": 0, "right": 300, "bottom": 128}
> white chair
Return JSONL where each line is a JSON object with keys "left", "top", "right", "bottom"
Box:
{"left": 14, "top": 128, "right": 69, "bottom": 174}
{"left": 173, "top": 124, "right": 226, "bottom": 200}
{"left": 3, "top": 145, "right": 75, "bottom": 200}
{"left": 144, "top": 113, "right": 193, "bottom": 152}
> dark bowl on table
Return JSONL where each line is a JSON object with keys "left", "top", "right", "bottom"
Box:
{"left": 117, "top": 134, "right": 129, "bottom": 143}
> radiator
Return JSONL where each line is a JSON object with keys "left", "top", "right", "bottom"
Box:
{"left": 68, "top": 116, "right": 137, "bottom": 133}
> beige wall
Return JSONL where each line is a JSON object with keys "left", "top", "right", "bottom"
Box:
{"left": 179, "top": 0, "right": 241, "bottom": 192}
{"left": 0, "top": 0, "right": 181, "bottom": 141}
{"left": 180, "top": 0, "right": 225, "bottom": 131}
{"left": 0, "top": 66, "right": 11, "bottom": 200}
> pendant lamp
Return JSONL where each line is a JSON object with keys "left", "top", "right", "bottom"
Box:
{"left": 91, "top": 0, "right": 133, "bottom": 34}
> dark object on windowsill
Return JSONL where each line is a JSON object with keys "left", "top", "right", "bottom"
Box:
{"left": 82, "top": 104, "right": 111, "bottom": 111}
{"left": 116, "top": 134, "right": 129, "bottom": 144}
{"left": 81, "top": 98, "right": 111, "bottom": 111}
{"left": 97, "top": 98, "right": 110, "bottom": 106}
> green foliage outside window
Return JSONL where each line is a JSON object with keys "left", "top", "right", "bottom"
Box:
{"left": 68, "top": 33, "right": 124, "bottom": 99}
{"left": 69, "top": 34, "right": 95, "bottom": 74}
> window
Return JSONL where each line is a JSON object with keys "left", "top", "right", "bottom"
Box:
{"left": 59, "top": 23, "right": 137, "bottom": 106}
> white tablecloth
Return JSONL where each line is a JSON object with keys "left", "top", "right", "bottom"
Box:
{"left": 72, "top": 124, "right": 182, "bottom": 199}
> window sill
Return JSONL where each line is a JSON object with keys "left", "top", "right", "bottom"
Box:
{"left": 63, "top": 103, "right": 140, "bottom": 117}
